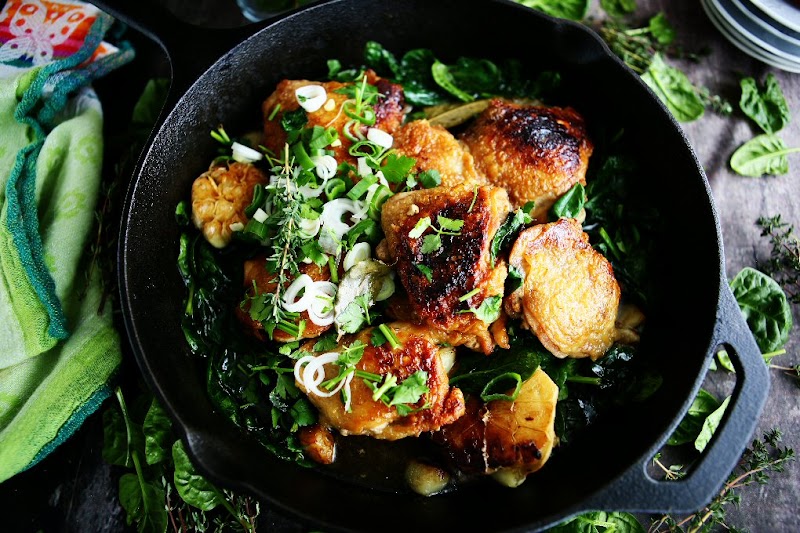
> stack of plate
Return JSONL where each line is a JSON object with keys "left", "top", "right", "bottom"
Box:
{"left": 701, "top": 0, "right": 800, "bottom": 72}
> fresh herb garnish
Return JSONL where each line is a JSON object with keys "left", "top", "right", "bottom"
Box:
{"left": 757, "top": 214, "right": 800, "bottom": 304}
{"left": 363, "top": 370, "right": 431, "bottom": 416}
{"left": 408, "top": 215, "right": 464, "bottom": 255}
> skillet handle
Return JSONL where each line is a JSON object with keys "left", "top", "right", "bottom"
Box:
{"left": 88, "top": 0, "right": 263, "bottom": 101}
{"left": 585, "top": 279, "right": 769, "bottom": 514}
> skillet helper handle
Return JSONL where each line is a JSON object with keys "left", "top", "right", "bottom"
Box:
{"left": 587, "top": 280, "right": 770, "bottom": 513}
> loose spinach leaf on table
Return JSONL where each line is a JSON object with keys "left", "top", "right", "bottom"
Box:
{"left": 600, "top": 0, "right": 637, "bottom": 18}
{"left": 143, "top": 398, "right": 172, "bottom": 466}
{"left": 667, "top": 388, "right": 721, "bottom": 446}
{"left": 730, "top": 133, "right": 800, "bottom": 177}
{"left": 119, "top": 472, "right": 168, "bottom": 533}
{"left": 173, "top": 441, "right": 225, "bottom": 512}
{"left": 740, "top": 74, "right": 790, "bottom": 135}
{"left": 694, "top": 396, "right": 730, "bottom": 453}
{"left": 730, "top": 267, "right": 792, "bottom": 353}
{"left": 641, "top": 53, "right": 705, "bottom": 122}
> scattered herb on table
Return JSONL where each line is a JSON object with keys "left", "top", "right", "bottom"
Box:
{"left": 757, "top": 214, "right": 800, "bottom": 304}
{"left": 730, "top": 266, "right": 793, "bottom": 354}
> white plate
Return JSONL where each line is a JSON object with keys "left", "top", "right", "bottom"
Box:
{"left": 712, "top": 0, "right": 800, "bottom": 61}
{"left": 734, "top": 0, "right": 800, "bottom": 47}
{"left": 750, "top": 0, "right": 800, "bottom": 33}
{"left": 702, "top": 0, "right": 800, "bottom": 71}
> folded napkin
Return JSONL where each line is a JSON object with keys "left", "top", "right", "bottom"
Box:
{"left": 0, "top": 0, "right": 134, "bottom": 482}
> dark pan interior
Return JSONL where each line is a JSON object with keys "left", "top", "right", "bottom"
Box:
{"left": 119, "top": 0, "right": 724, "bottom": 531}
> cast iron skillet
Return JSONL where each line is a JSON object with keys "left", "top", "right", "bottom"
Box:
{"left": 93, "top": 0, "right": 769, "bottom": 530}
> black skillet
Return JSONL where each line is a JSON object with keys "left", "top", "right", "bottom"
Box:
{"left": 93, "top": 0, "right": 769, "bottom": 530}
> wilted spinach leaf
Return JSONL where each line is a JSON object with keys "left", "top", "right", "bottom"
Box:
{"left": 550, "top": 182, "right": 586, "bottom": 220}
{"left": 491, "top": 206, "right": 533, "bottom": 263}
{"left": 450, "top": 342, "right": 544, "bottom": 394}
{"left": 641, "top": 54, "right": 704, "bottom": 122}
{"left": 730, "top": 267, "right": 792, "bottom": 353}
{"left": 740, "top": 74, "right": 790, "bottom": 135}
{"left": 730, "top": 134, "right": 800, "bottom": 177}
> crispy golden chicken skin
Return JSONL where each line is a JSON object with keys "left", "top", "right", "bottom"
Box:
{"left": 298, "top": 324, "right": 465, "bottom": 440}
{"left": 235, "top": 258, "right": 332, "bottom": 343}
{"left": 393, "top": 120, "right": 487, "bottom": 189}
{"left": 379, "top": 185, "right": 511, "bottom": 354}
{"left": 191, "top": 162, "right": 268, "bottom": 248}
{"left": 505, "top": 218, "right": 620, "bottom": 360}
{"left": 261, "top": 70, "right": 405, "bottom": 165}
{"left": 460, "top": 99, "right": 593, "bottom": 220}
{"left": 434, "top": 368, "right": 558, "bottom": 486}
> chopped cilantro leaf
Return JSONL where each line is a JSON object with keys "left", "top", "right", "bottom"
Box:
{"left": 409, "top": 216, "right": 432, "bottom": 238}
{"left": 416, "top": 263, "right": 433, "bottom": 282}
{"left": 418, "top": 169, "right": 441, "bottom": 188}
{"left": 421, "top": 233, "right": 442, "bottom": 254}
{"left": 437, "top": 215, "right": 464, "bottom": 233}
{"left": 382, "top": 153, "right": 417, "bottom": 183}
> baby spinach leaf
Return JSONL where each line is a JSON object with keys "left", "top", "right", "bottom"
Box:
{"left": 102, "top": 407, "right": 130, "bottom": 468}
{"left": 641, "top": 54, "right": 704, "bottom": 122}
{"left": 173, "top": 440, "right": 225, "bottom": 511}
{"left": 730, "top": 134, "right": 800, "bottom": 177}
{"left": 549, "top": 510, "right": 645, "bottom": 532}
{"left": 491, "top": 206, "right": 533, "bottom": 263}
{"left": 515, "top": 0, "right": 589, "bottom": 21}
{"left": 450, "top": 342, "right": 543, "bottom": 394}
{"left": 730, "top": 267, "right": 793, "bottom": 353}
{"left": 364, "top": 41, "right": 400, "bottom": 78}
{"left": 143, "top": 399, "right": 173, "bottom": 466}
{"left": 601, "top": 0, "right": 636, "bottom": 18}
{"left": 470, "top": 295, "right": 502, "bottom": 323}
{"left": 667, "top": 389, "right": 721, "bottom": 446}
{"left": 432, "top": 60, "right": 474, "bottom": 102}
{"left": 695, "top": 396, "right": 730, "bottom": 453}
{"left": 739, "top": 74, "right": 790, "bottom": 134}
{"left": 119, "top": 473, "right": 168, "bottom": 533}
{"left": 550, "top": 182, "right": 586, "bottom": 220}
{"left": 649, "top": 12, "right": 676, "bottom": 45}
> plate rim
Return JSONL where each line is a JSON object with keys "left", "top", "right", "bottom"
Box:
{"left": 711, "top": 0, "right": 800, "bottom": 60}
{"left": 733, "top": 0, "right": 800, "bottom": 46}
{"left": 702, "top": 0, "right": 800, "bottom": 72}
{"left": 750, "top": 0, "right": 800, "bottom": 33}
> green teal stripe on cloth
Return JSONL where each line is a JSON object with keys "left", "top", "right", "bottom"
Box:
{"left": 0, "top": 5, "right": 134, "bottom": 483}
{"left": 4, "top": 13, "right": 115, "bottom": 341}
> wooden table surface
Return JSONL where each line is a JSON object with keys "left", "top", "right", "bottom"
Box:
{"left": 2, "top": 1, "right": 798, "bottom": 531}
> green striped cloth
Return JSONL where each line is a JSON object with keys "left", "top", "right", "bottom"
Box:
{"left": 0, "top": 11, "right": 134, "bottom": 482}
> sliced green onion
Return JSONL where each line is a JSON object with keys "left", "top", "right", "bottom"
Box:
{"left": 368, "top": 185, "right": 392, "bottom": 220}
{"left": 459, "top": 288, "right": 481, "bottom": 302}
{"left": 378, "top": 323, "right": 401, "bottom": 350}
{"left": 325, "top": 178, "right": 346, "bottom": 199}
{"left": 342, "top": 119, "right": 363, "bottom": 142}
{"left": 268, "top": 103, "right": 281, "bottom": 121}
{"left": 244, "top": 183, "right": 265, "bottom": 218}
{"left": 328, "top": 255, "right": 339, "bottom": 283}
{"left": 309, "top": 126, "right": 339, "bottom": 150}
{"left": 292, "top": 142, "right": 316, "bottom": 171}
{"left": 243, "top": 219, "right": 268, "bottom": 241}
{"left": 347, "top": 174, "right": 378, "bottom": 200}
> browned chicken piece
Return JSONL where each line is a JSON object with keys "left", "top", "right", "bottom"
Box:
{"left": 236, "top": 257, "right": 332, "bottom": 343}
{"left": 460, "top": 99, "right": 593, "bottom": 221}
{"left": 379, "top": 185, "right": 512, "bottom": 354}
{"left": 298, "top": 424, "right": 336, "bottom": 465}
{"left": 191, "top": 162, "right": 268, "bottom": 248}
{"left": 261, "top": 70, "right": 405, "bottom": 165}
{"left": 393, "top": 119, "right": 487, "bottom": 189}
{"left": 297, "top": 323, "right": 465, "bottom": 440}
{"left": 505, "top": 218, "right": 620, "bottom": 360}
{"left": 434, "top": 368, "right": 558, "bottom": 487}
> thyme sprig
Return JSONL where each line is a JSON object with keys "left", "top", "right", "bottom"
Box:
{"left": 244, "top": 145, "right": 307, "bottom": 339}
{"left": 757, "top": 214, "right": 800, "bottom": 304}
{"left": 649, "top": 429, "right": 795, "bottom": 533}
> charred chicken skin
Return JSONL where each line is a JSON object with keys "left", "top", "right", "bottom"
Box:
{"left": 505, "top": 218, "right": 620, "bottom": 360}
{"left": 379, "top": 185, "right": 511, "bottom": 354}
{"left": 461, "top": 99, "right": 593, "bottom": 220}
